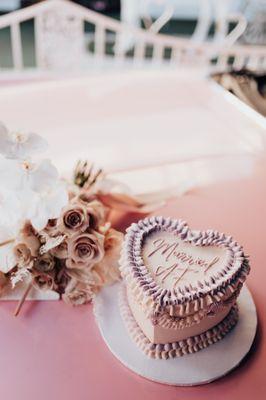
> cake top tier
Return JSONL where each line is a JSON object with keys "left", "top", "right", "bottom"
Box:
{"left": 142, "top": 230, "right": 230, "bottom": 291}
{"left": 120, "top": 216, "right": 249, "bottom": 307}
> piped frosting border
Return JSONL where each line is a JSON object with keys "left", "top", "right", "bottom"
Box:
{"left": 120, "top": 216, "right": 250, "bottom": 311}
{"left": 119, "top": 284, "right": 239, "bottom": 359}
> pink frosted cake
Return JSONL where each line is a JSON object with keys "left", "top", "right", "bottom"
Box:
{"left": 119, "top": 216, "right": 250, "bottom": 359}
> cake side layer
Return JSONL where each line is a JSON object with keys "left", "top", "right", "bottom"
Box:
{"left": 122, "top": 257, "right": 243, "bottom": 323}
{"left": 119, "top": 284, "right": 239, "bottom": 359}
{"left": 127, "top": 286, "right": 232, "bottom": 344}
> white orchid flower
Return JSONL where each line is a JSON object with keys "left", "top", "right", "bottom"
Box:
{"left": 7, "top": 159, "right": 68, "bottom": 230}
{"left": 0, "top": 188, "right": 23, "bottom": 241}
{"left": 0, "top": 158, "right": 59, "bottom": 192}
{"left": 27, "top": 181, "right": 68, "bottom": 231}
{"left": 0, "top": 122, "right": 68, "bottom": 271}
{"left": 0, "top": 188, "right": 24, "bottom": 273}
{"left": 0, "top": 243, "right": 17, "bottom": 274}
{"left": 0, "top": 121, "right": 48, "bottom": 160}
{"left": 27, "top": 159, "right": 59, "bottom": 192}
{"left": 0, "top": 157, "right": 68, "bottom": 270}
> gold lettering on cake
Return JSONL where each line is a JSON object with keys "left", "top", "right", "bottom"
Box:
{"left": 148, "top": 238, "right": 220, "bottom": 286}
{"left": 204, "top": 256, "right": 220, "bottom": 273}
{"left": 148, "top": 239, "right": 178, "bottom": 261}
{"left": 155, "top": 263, "right": 191, "bottom": 288}
{"left": 155, "top": 264, "right": 179, "bottom": 283}
{"left": 173, "top": 266, "right": 190, "bottom": 288}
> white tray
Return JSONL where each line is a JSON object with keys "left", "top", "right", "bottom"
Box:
{"left": 94, "top": 283, "right": 257, "bottom": 386}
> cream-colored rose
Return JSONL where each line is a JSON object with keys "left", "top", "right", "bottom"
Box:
{"left": 33, "top": 253, "right": 55, "bottom": 273}
{"left": 94, "top": 228, "right": 123, "bottom": 285}
{"left": 62, "top": 278, "right": 95, "bottom": 305}
{"left": 66, "top": 231, "right": 104, "bottom": 270}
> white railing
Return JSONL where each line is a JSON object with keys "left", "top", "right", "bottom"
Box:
{"left": 0, "top": 0, "right": 264, "bottom": 73}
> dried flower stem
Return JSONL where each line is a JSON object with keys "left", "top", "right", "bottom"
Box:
{"left": 74, "top": 160, "right": 103, "bottom": 189}
{"left": 14, "top": 281, "right": 32, "bottom": 317}
{"left": 0, "top": 238, "right": 15, "bottom": 247}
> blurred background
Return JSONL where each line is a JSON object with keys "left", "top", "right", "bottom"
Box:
{"left": 0, "top": 0, "right": 265, "bottom": 70}
{"left": 0, "top": 0, "right": 265, "bottom": 195}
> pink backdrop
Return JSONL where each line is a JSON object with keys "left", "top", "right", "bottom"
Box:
{"left": 0, "top": 156, "right": 265, "bottom": 400}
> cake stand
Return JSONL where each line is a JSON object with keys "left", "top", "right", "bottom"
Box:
{"left": 94, "top": 282, "right": 257, "bottom": 386}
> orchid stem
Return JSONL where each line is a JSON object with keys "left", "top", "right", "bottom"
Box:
{"left": 14, "top": 282, "right": 32, "bottom": 317}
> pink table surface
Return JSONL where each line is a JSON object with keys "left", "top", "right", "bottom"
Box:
{"left": 1, "top": 156, "right": 266, "bottom": 400}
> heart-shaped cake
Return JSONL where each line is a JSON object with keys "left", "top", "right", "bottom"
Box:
{"left": 119, "top": 216, "right": 250, "bottom": 359}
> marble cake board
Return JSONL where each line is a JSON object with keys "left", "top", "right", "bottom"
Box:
{"left": 94, "top": 282, "right": 257, "bottom": 386}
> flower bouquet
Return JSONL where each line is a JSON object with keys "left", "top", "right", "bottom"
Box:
{"left": 0, "top": 123, "right": 162, "bottom": 315}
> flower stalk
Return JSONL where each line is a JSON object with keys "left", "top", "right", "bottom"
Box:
{"left": 14, "top": 281, "right": 32, "bottom": 317}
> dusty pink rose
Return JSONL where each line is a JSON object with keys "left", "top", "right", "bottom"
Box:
{"left": 32, "top": 271, "right": 55, "bottom": 291}
{"left": 51, "top": 240, "right": 68, "bottom": 259}
{"left": 104, "top": 228, "right": 123, "bottom": 253}
{"left": 86, "top": 200, "right": 106, "bottom": 229}
{"left": 67, "top": 266, "right": 104, "bottom": 286}
{"left": 0, "top": 272, "right": 8, "bottom": 293}
{"left": 77, "top": 194, "right": 106, "bottom": 229}
{"left": 14, "top": 243, "right": 32, "bottom": 267}
{"left": 67, "top": 184, "right": 79, "bottom": 201}
{"left": 66, "top": 231, "right": 104, "bottom": 269}
{"left": 62, "top": 278, "right": 95, "bottom": 305}
{"left": 53, "top": 262, "right": 71, "bottom": 294}
{"left": 60, "top": 203, "right": 88, "bottom": 234}
{"left": 33, "top": 253, "right": 55, "bottom": 272}
{"left": 17, "top": 222, "right": 40, "bottom": 258}
{"left": 94, "top": 229, "right": 123, "bottom": 284}
{"left": 44, "top": 219, "right": 59, "bottom": 236}
{"left": 76, "top": 192, "right": 95, "bottom": 204}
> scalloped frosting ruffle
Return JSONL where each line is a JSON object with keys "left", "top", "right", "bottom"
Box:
{"left": 125, "top": 279, "right": 243, "bottom": 330}
{"left": 119, "top": 284, "right": 239, "bottom": 359}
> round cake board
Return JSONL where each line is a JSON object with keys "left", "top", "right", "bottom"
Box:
{"left": 94, "top": 283, "right": 257, "bottom": 386}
